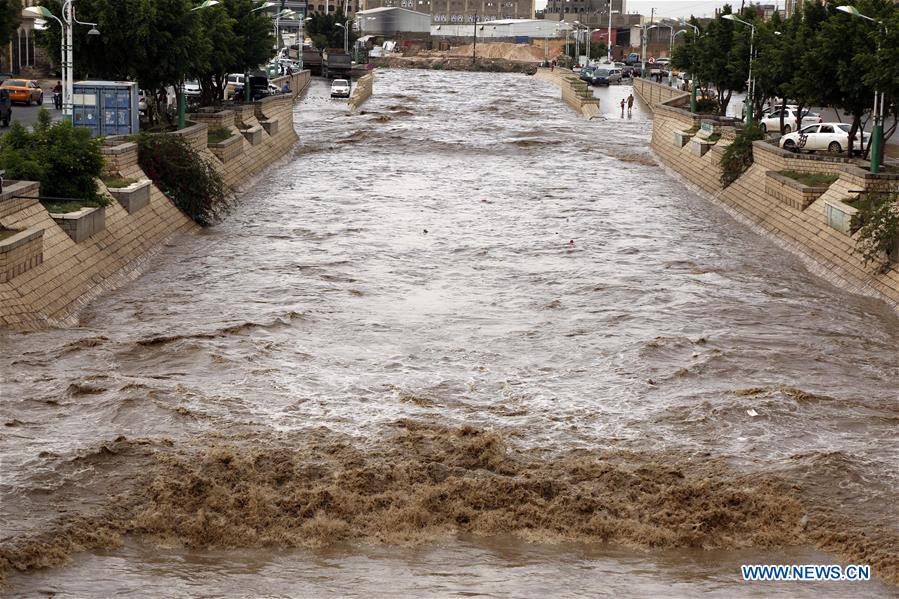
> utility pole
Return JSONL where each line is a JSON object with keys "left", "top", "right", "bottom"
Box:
{"left": 473, "top": 12, "right": 477, "bottom": 66}
{"left": 606, "top": 0, "right": 613, "bottom": 62}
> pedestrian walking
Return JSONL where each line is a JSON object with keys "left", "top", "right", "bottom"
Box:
{"left": 281, "top": 81, "right": 290, "bottom": 94}
{"left": 550, "top": 59, "right": 556, "bottom": 72}
{"left": 627, "top": 93, "right": 634, "bottom": 114}
{"left": 620, "top": 98, "right": 625, "bottom": 116}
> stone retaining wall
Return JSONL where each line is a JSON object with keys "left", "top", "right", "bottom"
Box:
{"left": 0, "top": 226, "right": 43, "bottom": 283}
{"left": 0, "top": 71, "right": 312, "bottom": 329}
{"left": 534, "top": 68, "right": 600, "bottom": 120}
{"left": 348, "top": 73, "right": 373, "bottom": 111}
{"left": 632, "top": 78, "right": 690, "bottom": 111}
{"left": 647, "top": 101, "right": 899, "bottom": 311}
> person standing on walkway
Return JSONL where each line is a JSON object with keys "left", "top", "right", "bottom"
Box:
{"left": 52, "top": 81, "right": 62, "bottom": 110}
{"left": 627, "top": 94, "right": 634, "bottom": 114}
{"left": 620, "top": 98, "right": 625, "bottom": 116}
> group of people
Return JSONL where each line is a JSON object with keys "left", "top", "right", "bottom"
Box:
{"left": 619, "top": 93, "right": 635, "bottom": 116}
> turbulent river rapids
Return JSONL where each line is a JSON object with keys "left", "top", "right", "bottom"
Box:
{"left": 1, "top": 71, "right": 898, "bottom": 597}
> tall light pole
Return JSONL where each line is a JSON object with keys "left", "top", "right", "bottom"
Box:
{"left": 669, "top": 29, "right": 687, "bottom": 86}
{"left": 837, "top": 5, "right": 887, "bottom": 173}
{"left": 274, "top": 8, "right": 296, "bottom": 54}
{"left": 722, "top": 13, "right": 756, "bottom": 124}
{"left": 25, "top": 3, "right": 99, "bottom": 123}
{"left": 178, "top": 0, "right": 220, "bottom": 129}
{"left": 641, "top": 23, "right": 656, "bottom": 78}
{"left": 573, "top": 20, "right": 581, "bottom": 63}
{"left": 336, "top": 20, "right": 348, "bottom": 53}
{"left": 605, "top": 2, "right": 619, "bottom": 62}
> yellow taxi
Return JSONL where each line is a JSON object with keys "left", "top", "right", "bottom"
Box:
{"left": 0, "top": 79, "right": 43, "bottom": 105}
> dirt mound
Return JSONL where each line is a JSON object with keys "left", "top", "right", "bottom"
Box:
{"left": 444, "top": 42, "right": 546, "bottom": 63}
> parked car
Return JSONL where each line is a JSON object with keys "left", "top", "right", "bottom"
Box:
{"left": 183, "top": 80, "right": 201, "bottom": 97}
{"left": 779, "top": 122, "right": 864, "bottom": 154}
{"left": 655, "top": 57, "right": 671, "bottom": 66}
{"left": 620, "top": 65, "right": 637, "bottom": 78}
{"left": 0, "top": 88, "right": 11, "bottom": 126}
{"left": 0, "top": 79, "right": 42, "bottom": 105}
{"left": 758, "top": 107, "right": 821, "bottom": 133}
{"left": 578, "top": 67, "right": 595, "bottom": 83}
{"left": 247, "top": 71, "right": 271, "bottom": 101}
{"left": 591, "top": 68, "right": 622, "bottom": 86}
{"left": 330, "top": 79, "right": 350, "bottom": 98}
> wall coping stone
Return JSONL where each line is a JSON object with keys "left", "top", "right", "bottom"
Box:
{"left": 0, "top": 226, "right": 43, "bottom": 251}
{"left": 0, "top": 180, "right": 40, "bottom": 203}
{"left": 100, "top": 141, "right": 137, "bottom": 156}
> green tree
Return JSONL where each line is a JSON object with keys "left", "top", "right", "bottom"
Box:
{"left": 305, "top": 9, "right": 356, "bottom": 50}
{"left": 0, "top": 109, "right": 104, "bottom": 202}
{"left": 688, "top": 5, "right": 752, "bottom": 115}
{"left": 0, "top": 0, "right": 21, "bottom": 46}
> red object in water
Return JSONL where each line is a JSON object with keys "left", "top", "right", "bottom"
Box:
{"left": 569, "top": 239, "right": 575, "bottom": 245}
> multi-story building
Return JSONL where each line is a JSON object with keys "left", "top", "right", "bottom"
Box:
{"left": 361, "top": 0, "right": 534, "bottom": 23}
{"left": 542, "top": 0, "right": 626, "bottom": 26}
{"left": 302, "top": 0, "right": 358, "bottom": 16}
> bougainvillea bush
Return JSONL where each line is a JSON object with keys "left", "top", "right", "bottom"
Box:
{"left": 136, "top": 133, "right": 229, "bottom": 226}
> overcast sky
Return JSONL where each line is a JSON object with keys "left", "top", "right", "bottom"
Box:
{"left": 534, "top": 0, "right": 774, "bottom": 19}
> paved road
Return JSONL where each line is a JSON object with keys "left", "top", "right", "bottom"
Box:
{"left": 3, "top": 102, "right": 64, "bottom": 130}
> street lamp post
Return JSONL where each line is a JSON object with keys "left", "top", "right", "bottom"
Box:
{"left": 641, "top": 24, "right": 656, "bottom": 78}
{"left": 722, "top": 13, "right": 756, "bottom": 124}
{"left": 606, "top": 5, "right": 619, "bottom": 62}
{"left": 573, "top": 21, "right": 581, "bottom": 63}
{"left": 336, "top": 20, "right": 348, "bottom": 53}
{"left": 837, "top": 5, "right": 887, "bottom": 173}
{"left": 669, "top": 29, "right": 687, "bottom": 87}
{"left": 25, "top": 2, "right": 99, "bottom": 123}
{"left": 178, "top": 0, "right": 220, "bottom": 129}
{"left": 274, "top": 8, "right": 296, "bottom": 55}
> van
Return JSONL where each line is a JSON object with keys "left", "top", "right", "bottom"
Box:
{"left": 626, "top": 52, "right": 641, "bottom": 65}
{"left": 224, "top": 73, "right": 245, "bottom": 100}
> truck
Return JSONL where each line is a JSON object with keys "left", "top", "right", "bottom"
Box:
{"left": 302, "top": 45, "right": 322, "bottom": 76}
{"left": 321, "top": 48, "right": 352, "bottom": 79}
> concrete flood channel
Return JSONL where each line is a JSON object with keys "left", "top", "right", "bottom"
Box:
{"left": 1, "top": 71, "right": 897, "bottom": 596}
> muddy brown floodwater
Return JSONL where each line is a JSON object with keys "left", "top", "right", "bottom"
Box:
{"left": 1, "top": 71, "right": 898, "bottom": 597}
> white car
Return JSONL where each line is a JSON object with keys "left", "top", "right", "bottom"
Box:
{"left": 779, "top": 122, "right": 864, "bottom": 154}
{"left": 183, "top": 80, "right": 201, "bottom": 97}
{"left": 330, "top": 79, "right": 350, "bottom": 98}
{"left": 758, "top": 107, "right": 821, "bottom": 134}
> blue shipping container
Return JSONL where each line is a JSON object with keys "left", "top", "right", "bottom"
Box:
{"left": 73, "top": 81, "right": 139, "bottom": 137}
{"left": 514, "top": 36, "right": 530, "bottom": 44}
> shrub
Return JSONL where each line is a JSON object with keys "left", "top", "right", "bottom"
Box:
{"left": 0, "top": 109, "right": 104, "bottom": 202}
{"left": 136, "top": 133, "right": 229, "bottom": 226}
{"left": 695, "top": 98, "right": 717, "bottom": 114}
{"left": 851, "top": 193, "right": 899, "bottom": 271}
{"left": 719, "top": 123, "right": 764, "bottom": 187}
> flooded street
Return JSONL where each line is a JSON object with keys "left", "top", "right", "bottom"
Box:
{"left": 1, "top": 70, "right": 897, "bottom": 596}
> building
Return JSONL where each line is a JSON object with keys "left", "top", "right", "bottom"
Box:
{"left": 542, "top": 0, "right": 631, "bottom": 28}
{"left": 358, "top": 6, "right": 431, "bottom": 34}
{"left": 432, "top": 18, "right": 568, "bottom": 38}
{"left": 361, "top": 0, "right": 534, "bottom": 23}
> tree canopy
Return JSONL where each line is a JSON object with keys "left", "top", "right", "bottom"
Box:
{"left": 669, "top": 0, "right": 898, "bottom": 161}
{"left": 305, "top": 10, "right": 356, "bottom": 50}
{"left": 0, "top": 0, "right": 21, "bottom": 47}
{"left": 36, "top": 0, "right": 274, "bottom": 120}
